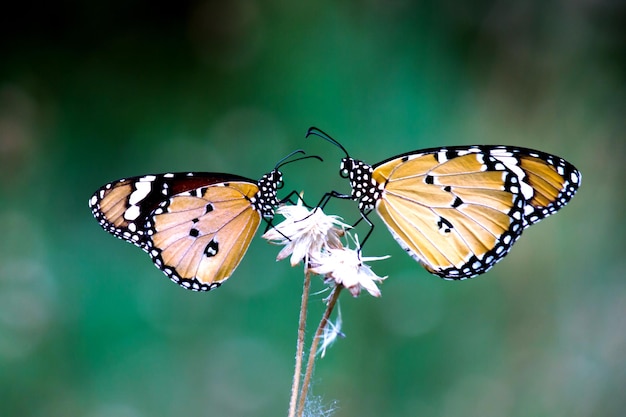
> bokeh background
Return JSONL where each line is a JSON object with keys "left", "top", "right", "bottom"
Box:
{"left": 1, "top": 1, "right": 624, "bottom": 416}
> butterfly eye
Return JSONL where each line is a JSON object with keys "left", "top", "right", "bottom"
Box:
{"left": 274, "top": 172, "right": 284, "bottom": 189}
{"left": 340, "top": 159, "right": 351, "bottom": 178}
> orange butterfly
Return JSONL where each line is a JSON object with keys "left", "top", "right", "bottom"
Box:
{"left": 308, "top": 127, "right": 582, "bottom": 279}
{"left": 89, "top": 151, "right": 319, "bottom": 291}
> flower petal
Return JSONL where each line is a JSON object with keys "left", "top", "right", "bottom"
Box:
{"left": 263, "top": 204, "right": 351, "bottom": 267}
{"left": 308, "top": 243, "right": 388, "bottom": 298}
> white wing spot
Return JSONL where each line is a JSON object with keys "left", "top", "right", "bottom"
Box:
{"left": 124, "top": 205, "right": 141, "bottom": 221}
{"left": 489, "top": 149, "right": 513, "bottom": 156}
{"left": 520, "top": 181, "right": 534, "bottom": 200}
{"left": 129, "top": 181, "right": 152, "bottom": 205}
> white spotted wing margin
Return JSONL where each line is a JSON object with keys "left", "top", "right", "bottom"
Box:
{"left": 89, "top": 172, "right": 264, "bottom": 292}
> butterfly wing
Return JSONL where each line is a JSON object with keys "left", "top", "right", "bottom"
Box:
{"left": 372, "top": 146, "right": 580, "bottom": 279}
{"left": 146, "top": 182, "right": 261, "bottom": 291}
{"left": 89, "top": 172, "right": 261, "bottom": 291}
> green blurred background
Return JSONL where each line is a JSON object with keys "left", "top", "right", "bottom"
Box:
{"left": 1, "top": 1, "right": 624, "bottom": 416}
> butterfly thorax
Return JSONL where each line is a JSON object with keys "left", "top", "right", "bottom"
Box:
{"left": 341, "top": 158, "right": 382, "bottom": 212}
{"left": 252, "top": 169, "right": 282, "bottom": 219}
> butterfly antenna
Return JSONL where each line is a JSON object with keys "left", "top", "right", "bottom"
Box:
{"left": 275, "top": 151, "right": 323, "bottom": 170}
{"left": 275, "top": 149, "right": 306, "bottom": 169}
{"left": 306, "top": 127, "right": 350, "bottom": 157}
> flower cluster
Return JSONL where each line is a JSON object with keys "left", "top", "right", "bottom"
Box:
{"left": 263, "top": 202, "right": 388, "bottom": 298}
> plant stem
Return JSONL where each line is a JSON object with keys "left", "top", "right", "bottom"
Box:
{"left": 296, "top": 285, "right": 343, "bottom": 417}
{"left": 287, "top": 270, "right": 312, "bottom": 417}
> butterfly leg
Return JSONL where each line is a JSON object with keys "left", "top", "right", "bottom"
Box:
{"left": 286, "top": 190, "right": 353, "bottom": 229}
{"left": 355, "top": 209, "right": 375, "bottom": 252}
{"left": 272, "top": 190, "right": 352, "bottom": 234}
{"left": 316, "top": 190, "right": 376, "bottom": 254}
{"left": 316, "top": 190, "right": 353, "bottom": 210}
{"left": 263, "top": 218, "right": 279, "bottom": 234}
{"left": 279, "top": 189, "right": 313, "bottom": 208}
{"left": 263, "top": 217, "right": 295, "bottom": 242}
{"left": 264, "top": 190, "right": 318, "bottom": 240}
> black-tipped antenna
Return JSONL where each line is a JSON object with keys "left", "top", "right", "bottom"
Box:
{"left": 306, "top": 127, "right": 349, "bottom": 157}
{"left": 275, "top": 149, "right": 305, "bottom": 169}
{"left": 275, "top": 149, "right": 323, "bottom": 170}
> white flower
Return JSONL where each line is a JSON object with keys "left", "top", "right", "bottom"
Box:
{"left": 262, "top": 202, "right": 349, "bottom": 266}
{"left": 308, "top": 242, "right": 389, "bottom": 297}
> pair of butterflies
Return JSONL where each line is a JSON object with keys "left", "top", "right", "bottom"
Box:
{"left": 89, "top": 127, "right": 581, "bottom": 291}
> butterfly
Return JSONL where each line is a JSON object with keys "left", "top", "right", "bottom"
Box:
{"left": 307, "top": 127, "right": 582, "bottom": 279}
{"left": 89, "top": 150, "right": 319, "bottom": 291}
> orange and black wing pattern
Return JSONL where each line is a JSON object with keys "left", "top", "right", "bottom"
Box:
{"left": 89, "top": 172, "right": 264, "bottom": 291}
{"left": 356, "top": 145, "right": 579, "bottom": 279}
{"left": 145, "top": 181, "right": 262, "bottom": 291}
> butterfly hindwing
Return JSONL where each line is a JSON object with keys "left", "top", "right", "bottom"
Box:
{"left": 145, "top": 182, "right": 262, "bottom": 291}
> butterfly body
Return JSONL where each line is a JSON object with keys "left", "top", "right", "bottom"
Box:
{"left": 309, "top": 128, "right": 582, "bottom": 280}
{"left": 89, "top": 170, "right": 283, "bottom": 291}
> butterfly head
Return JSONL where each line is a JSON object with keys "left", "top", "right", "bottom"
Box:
{"left": 252, "top": 149, "right": 323, "bottom": 219}
{"left": 255, "top": 169, "right": 283, "bottom": 219}
{"left": 306, "top": 127, "right": 382, "bottom": 212}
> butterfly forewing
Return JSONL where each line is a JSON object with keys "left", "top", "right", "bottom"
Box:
{"left": 90, "top": 178, "right": 152, "bottom": 249}
{"left": 89, "top": 173, "right": 254, "bottom": 248}
{"left": 373, "top": 149, "right": 525, "bottom": 278}
{"left": 517, "top": 152, "right": 580, "bottom": 226}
